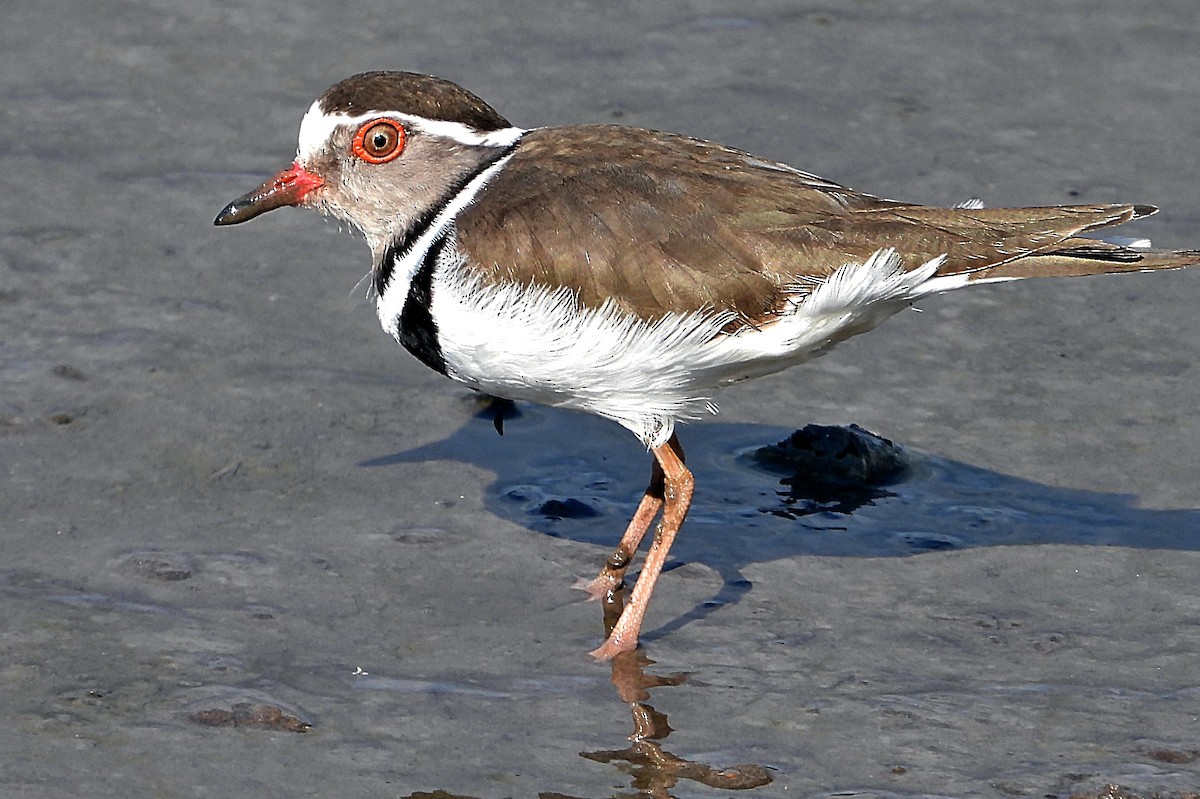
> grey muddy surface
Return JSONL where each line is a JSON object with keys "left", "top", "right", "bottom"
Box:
{"left": 2, "top": 2, "right": 1199, "bottom": 797}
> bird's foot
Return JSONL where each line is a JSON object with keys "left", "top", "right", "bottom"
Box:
{"left": 573, "top": 573, "right": 623, "bottom": 602}
{"left": 589, "top": 631, "right": 638, "bottom": 661}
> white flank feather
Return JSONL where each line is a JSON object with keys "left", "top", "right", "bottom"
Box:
{"left": 433, "top": 263, "right": 735, "bottom": 447}
{"left": 425, "top": 247, "right": 954, "bottom": 448}
{"left": 694, "top": 249, "right": 949, "bottom": 385}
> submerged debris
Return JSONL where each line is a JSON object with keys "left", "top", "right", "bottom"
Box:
{"left": 751, "top": 423, "right": 909, "bottom": 489}
{"left": 750, "top": 424, "right": 911, "bottom": 517}
{"left": 190, "top": 702, "right": 311, "bottom": 733}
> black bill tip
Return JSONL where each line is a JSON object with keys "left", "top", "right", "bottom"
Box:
{"left": 213, "top": 163, "right": 324, "bottom": 226}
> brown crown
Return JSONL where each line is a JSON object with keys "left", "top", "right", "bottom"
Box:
{"left": 317, "top": 71, "right": 512, "bottom": 131}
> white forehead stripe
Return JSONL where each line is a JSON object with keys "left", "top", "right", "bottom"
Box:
{"left": 296, "top": 102, "right": 525, "bottom": 161}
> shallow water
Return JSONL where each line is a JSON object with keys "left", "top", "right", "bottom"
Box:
{"left": 2, "top": 2, "right": 1199, "bottom": 797}
{"left": 408, "top": 406, "right": 1200, "bottom": 558}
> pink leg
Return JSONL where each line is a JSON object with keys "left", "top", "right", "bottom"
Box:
{"left": 590, "top": 435, "right": 693, "bottom": 660}
{"left": 575, "top": 457, "right": 664, "bottom": 601}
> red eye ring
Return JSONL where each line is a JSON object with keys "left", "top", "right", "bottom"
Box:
{"left": 353, "top": 119, "right": 406, "bottom": 164}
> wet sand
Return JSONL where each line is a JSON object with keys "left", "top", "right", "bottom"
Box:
{"left": 2, "top": 2, "right": 1199, "bottom": 797}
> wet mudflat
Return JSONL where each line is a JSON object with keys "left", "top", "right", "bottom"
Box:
{"left": 2, "top": 2, "right": 1199, "bottom": 797}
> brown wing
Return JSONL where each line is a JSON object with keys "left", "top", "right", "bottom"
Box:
{"left": 455, "top": 125, "right": 1196, "bottom": 325}
{"left": 456, "top": 125, "right": 895, "bottom": 323}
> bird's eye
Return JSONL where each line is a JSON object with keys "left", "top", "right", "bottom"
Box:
{"left": 353, "top": 119, "right": 406, "bottom": 164}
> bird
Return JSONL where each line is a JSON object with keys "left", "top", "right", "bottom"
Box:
{"left": 215, "top": 71, "right": 1199, "bottom": 660}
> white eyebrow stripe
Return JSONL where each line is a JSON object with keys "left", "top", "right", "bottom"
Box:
{"left": 404, "top": 116, "right": 526, "bottom": 147}
{"left": 296, "top": 103, "right": 525, "bottom": 161}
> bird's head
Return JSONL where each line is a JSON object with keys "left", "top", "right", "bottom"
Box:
{"left": 214, "top": 71, "right": 521, "bottom": 260}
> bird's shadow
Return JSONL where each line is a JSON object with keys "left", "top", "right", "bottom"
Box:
{"left": 361, "top": 400, "right": 1200, "bottom": 640}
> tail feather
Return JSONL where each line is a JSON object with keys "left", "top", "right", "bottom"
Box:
{"left": 955, "top": 203, "right": 1200, "bottom": 282}
{"left": 971, "top": 247, "right": 1200, "bottom": 282}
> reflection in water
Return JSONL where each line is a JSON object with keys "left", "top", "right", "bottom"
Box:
{"left": 585, "top": 585, "right": 772, "bottom": 797}
{"left": 398, "top": 585, "right": 771, "bottom": 799}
